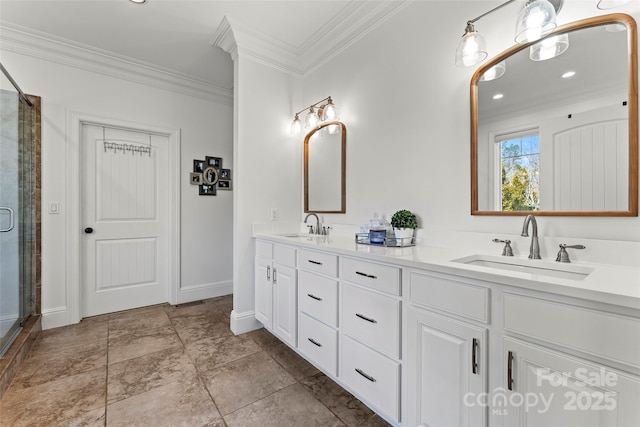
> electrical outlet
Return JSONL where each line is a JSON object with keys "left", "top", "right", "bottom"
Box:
{"left": 270, "top": 208, "right": 279, "bottom": 221}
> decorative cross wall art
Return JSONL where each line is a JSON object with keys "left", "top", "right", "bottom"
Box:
{"left": 190, "top": 156, "right": 232, "bottom": 196}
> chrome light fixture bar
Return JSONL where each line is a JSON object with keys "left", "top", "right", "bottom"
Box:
{"left": 290, "top": 96, "right": 339, "bottom": 136}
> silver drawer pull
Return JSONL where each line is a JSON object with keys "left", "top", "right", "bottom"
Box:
{"left": 308, "top": 260, "right": 323, "bottom": 266}
{"left": 356, "top": 313, "right": 377, "bottom": 324}
{"left": 355, "top": 271, "right": 377, "bottom": 279}
{"left": 355, "top": 368, "right": 376, "bottom": 383}
{"left": 308, "top": 338, "right": 322, "bottom": 347}
{"left": 307, "top": 293, "right": 323, "bottom": 301}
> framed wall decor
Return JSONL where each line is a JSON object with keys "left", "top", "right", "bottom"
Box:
{"left": 218, "top": 180, "right": 232, "bottom": 190}
{"left": 205, "top": 156, "right": 222, "bottom": 169}
{"left": 202, "top": 166, "right": 219, "bottom": 185}
{"left": 193, "top": 159, "right": 205, "bottom": 173}
{"left": 220, "top": 168, "right": 231, "bottom": 180}
{"left": 199, "top": 184, "right": 217, "bottom": 196}
{"left": 190, "top": 172, "right": 202, "bottom": 185}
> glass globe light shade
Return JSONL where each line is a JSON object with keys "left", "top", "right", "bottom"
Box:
{"left": 290, "top": 114, "right": 302, "bottom": 136}
{"left": 322, "top": 100, "right": 339, "bottom": 121}
{"left": 304, "top": 107, "right": 319, "bottom": 129}
{"left": 455, "top": 24, "right": 488, "bottom": 67}
{"left": 515, "top": 0, "right": 558, "bottom": 43}
{"left": 529, "top": 33, "right": 569, "bottom": 61}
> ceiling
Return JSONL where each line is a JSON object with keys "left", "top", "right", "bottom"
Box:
{"left": 0, "top": 0, "right": 406, "bottom": 92}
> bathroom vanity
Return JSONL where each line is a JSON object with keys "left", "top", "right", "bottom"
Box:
{"left": 253, "top": 233, "right": 640, "bottom": 427}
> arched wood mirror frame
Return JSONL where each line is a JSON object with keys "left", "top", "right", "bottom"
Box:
{"left": 471, "top": 13, "right": 638, "bottom": 216}
{"left": 304, "top": 121, "right": 346, "bottom": 214}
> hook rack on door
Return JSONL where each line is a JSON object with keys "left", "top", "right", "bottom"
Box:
{"left": 103, "top": 141, "right": 151, "bottom": 157}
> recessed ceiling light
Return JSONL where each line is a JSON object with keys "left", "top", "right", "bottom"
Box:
{"left": 130, "top": 0, "right": 147, "bottom": 4}
{"left": 492, "top": 93, "right": 504, "bottom": 100}
{"left": 562, "top": 71, "right": 576, "bottom": 79}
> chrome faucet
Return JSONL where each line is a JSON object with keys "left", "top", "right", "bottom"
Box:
{"left": 304, "top": 213, "right": 320, "bottom": 234}
{"left": 521, "top": 215, "right": 541, "bottom": 259}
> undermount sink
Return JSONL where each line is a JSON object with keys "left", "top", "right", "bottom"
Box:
{"left": 453, "top": 254, "right": 594, "bottom": 281}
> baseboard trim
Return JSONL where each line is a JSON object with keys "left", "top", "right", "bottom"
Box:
{"left": 175, "top": 281, "right": 232, "bottom": 305}
{"left": 41, "top": 306, "right": 70, "bottom": 330}
{"left": 230, "top": 309, "right": 262, "bottom": 335}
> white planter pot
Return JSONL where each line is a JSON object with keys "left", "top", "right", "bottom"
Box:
{"left": 394, "top": 228, "right": 414, "bottom": 240}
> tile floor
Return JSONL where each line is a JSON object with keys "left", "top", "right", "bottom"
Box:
{"left": 0, "top": 295, "right": 391, "bottom": 427}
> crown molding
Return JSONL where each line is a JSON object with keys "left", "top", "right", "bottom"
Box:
{"left": 211, "top": 0, "right": 411, "bottom": 77}
{"left": 0, "top": 21, "right": 233, "bottom": 105}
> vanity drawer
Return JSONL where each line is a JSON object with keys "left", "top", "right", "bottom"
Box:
{"left": 274, "top": 244, "right": 296, "bottom": 267}
{"left": 342, "top": 257, "right": 400, "bottom": 296}
{"left": 409, "top": 271, "right": 490, "bottom": 323}
{"left": 342, "top": 283, "right": 401, "bottom": 359}
{"left": 503, "top": 293, "right": 640, "bottom": 369}
{"left": 299, "top": 271, "right": 338, "bottom": 327}
{"left": 255, "top": 240, "right": 273, "bottom": 259}
{"left": 298, "top": 313, "right": 338, "bottom": 377}
{"left": 341, "top": 335, "right": 400, "bottom": 422}
{"left": 299, "top": 249, "right": 338, "bottom": 277}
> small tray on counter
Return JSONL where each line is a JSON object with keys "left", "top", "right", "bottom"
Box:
{"left": 355, "top": 233, "right": 416, "bottom": 247}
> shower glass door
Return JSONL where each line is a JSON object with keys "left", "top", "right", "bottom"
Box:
{"left": 0, "top": 69, "right": 33, "bottom": 356}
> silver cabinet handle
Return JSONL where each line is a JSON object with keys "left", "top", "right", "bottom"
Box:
{"left": 355, "top": 271, "right": 377, "bottom": 279}
{"left": 507, "top": 351, "right": 514, "bottom": 390}
{"left": 308, "top": 338, "right": 322, "bottom": 347}
{"left": 355, "top": 368, "right": 376, "bottom": 382}
{"left": 307, "top": 293, "right": 322, "bottom": 301}
{"left": 266, "top": 265, "right": 271, "bottom": 280}
{"left": 308, "top": 259, "right": 323, "bottom": 266}
{"left": 472, "top": 338, "right": 479, "bottom": 374}
{"left": 355, "top": 313, "right": 377, "bottom": 324}
{"left": 0, "top": 207, "right": 15, "bottom": 232}
{"left": 273, "top": 268, "right": 277, "bottom": 284}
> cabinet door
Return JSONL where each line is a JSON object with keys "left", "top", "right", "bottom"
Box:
{"left": 254, "top": 257, "right": 273, "bottom": 329}
{"left": 408, "top": 307, "right": 487, "bottom": 427}
{"left": 502, "top": 337, "right": 640, "bottom": 427}
{"left": 273, "top": 264, "right": 297, "bottom": 346}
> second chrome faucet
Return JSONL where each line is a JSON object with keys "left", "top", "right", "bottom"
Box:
{"left": 521, "top": 214, "right": 541, "bottom": 259}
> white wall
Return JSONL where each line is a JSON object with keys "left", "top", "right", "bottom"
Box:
{"left": 231, "top": 55, "right": 302, "bottom": 333}
{"left": 0, "top": 49, "right": 233, "bottom": 329}
{"left": 230, "top": 1, "right": 640, "bottom": 331}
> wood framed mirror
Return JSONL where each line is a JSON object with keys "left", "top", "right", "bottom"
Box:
{"left": 304, "top": 121, "right": 346, "bottom": 213}
{"left": 471, "top": 13, "right": 637, "bottom": 216}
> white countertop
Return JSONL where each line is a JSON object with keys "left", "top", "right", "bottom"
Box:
{"left": 254, "top": 232, "right": 640, "bottom": 310}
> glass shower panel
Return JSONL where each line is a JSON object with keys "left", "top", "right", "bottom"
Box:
{"left": 0, "top": 68, "right": 33, "bottom": 356}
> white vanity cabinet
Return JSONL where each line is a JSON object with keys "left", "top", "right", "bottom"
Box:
{"left": 407, "top": 271, "right": 489, "bottom": 427}
{"left": 254, "top": 236, "right": 640, "bottom": 427}
{"left": 500, "top": 293, "right": 640, "bottom": 427}
{"left": 254, "top": 240, "right": 298, "bottom": 346}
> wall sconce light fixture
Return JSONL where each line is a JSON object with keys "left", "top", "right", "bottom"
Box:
{"left": 290, "top": 96, "right": 339, "bottom": 136}
{"left": 455, "top": 0, "right": 565, "bottom": 68}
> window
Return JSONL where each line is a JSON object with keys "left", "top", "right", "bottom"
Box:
{"left": 496, "top": 129, "right": 540, "bottom": 211}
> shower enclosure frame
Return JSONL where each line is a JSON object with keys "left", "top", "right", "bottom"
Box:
{"left": 0, "top": 61, "right": 41, "bottom": 393}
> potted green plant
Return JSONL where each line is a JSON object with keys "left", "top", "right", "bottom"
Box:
{"left": 391, "top": 209, "right": 417, "bottom": 241}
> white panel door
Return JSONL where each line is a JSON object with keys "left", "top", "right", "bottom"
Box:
{"left": 272, "top": 263, "right": 297, "bottom": 346}
{"left": 81, "top": 124, "right": 168, "bottom": 317}
{"left": 407, "top": 307, "right": 487, "bottom": 427}
{"left": 540, "top": 103, "right": 628, "bottom": 211}
{"left": 503, "top": 337, "right": 640, "bottom": 427}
